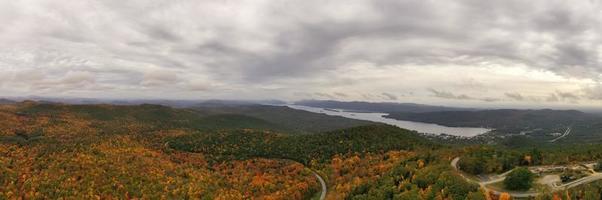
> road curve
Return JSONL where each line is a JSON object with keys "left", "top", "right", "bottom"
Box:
{"left": 549, "top": 126, "right": 571, "bottom": 142}
{"left": 452, "top": 157, "right": 538, "bottom": 197}
{"left": 311, "top": 171, "right": 327, "bottom": 200}
{"left": 452, "top": 157, "right": 602, "bottom": 198}
{"left": 562, "top": 173, "right": 602, "bottom": 189}
{"left": 271, "top": 159, "right": 327, "bottom": 200}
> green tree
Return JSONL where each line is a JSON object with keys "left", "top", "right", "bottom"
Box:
{"left": 596, "top": 160, "right": 602, "bottom": 172}
{"left": 584, "top": 190, "right": 599, "bottom": 200}
{"left": 530, "top": 148, "right": 543, "bottom": 165}
{"left": 458, "top": 157, "right": 485, "bottom": 174}
{"left": 466, "top": 191, "right": 486, "bottom": 200}
{"left": 503, "top": 167, "right": 534, "bottom": 191}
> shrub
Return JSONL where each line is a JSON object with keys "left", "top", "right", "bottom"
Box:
{"left": 503, "top": 167, "right": 534, "bottom": 191}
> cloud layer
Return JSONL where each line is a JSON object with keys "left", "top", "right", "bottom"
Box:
{"left": 0, "top": 0, "right": 601, "bottom": 107}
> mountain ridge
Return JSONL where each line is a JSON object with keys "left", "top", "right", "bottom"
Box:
{"left": 294, "top": 100, "right": 472, "bottom": 113}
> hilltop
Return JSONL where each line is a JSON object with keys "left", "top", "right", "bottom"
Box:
{"left": 192, "top": 104, "right": 374, "bottom": 133}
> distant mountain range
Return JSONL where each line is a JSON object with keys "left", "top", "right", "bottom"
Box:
{"left": 0, "top": 98, "right": 15, "bottom": 104}
{"left": 194, "top": 99, "right": 287, "bottom": 107}
{"left": 192, "top": 104, "right": 373, "bottom": 134}
{"left": 0, "top": 97, "right": 286, "bottom": 108}
{"left": 294, "top": 100, "right": 471, "bottom": 113}
{"left": 385, "top": 109, "right": 594, "bottom": 130}
{"left": 292, "top": 100, "right": 602, "bottom": 141}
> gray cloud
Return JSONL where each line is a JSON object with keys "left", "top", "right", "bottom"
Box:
{"left": 428, "top": 89, "right": 501, "bottom": 102}
{"left": 546, "top": 91, "right": 580, "bottom": 103}
{"left": 546, "top": 93, "right": 560, "bottom": 102}
{"left": 334, "top": 92, "right": 348, "bottom": 98}
{"left": 582, "top": 84, "right": 602, "bottom": 100}
{"left": 381, "top": 92, "right": 398, "bottom": 100}
{"left": 24, "top": 71, "right": 97, "bottom": 93}
{"left": 428, "top": 89, "right": 472, "bottom": 100}
{"left": 0, "top": 0, "right": 601, "bottom": 104}
{"left": 505, "top": 92, "right": 556, "bottom": 103}
{"left": 482, "top": 98, "right": 500, "bottom": 102}
{"left": 313, "top": 92, "right": 335, "bottom": 99}
{"left": 555, "top": 91, "right": 580, "bottom": 102}
{"left": 505, "top": 92, "right": 525, "bottom": 101}
{"left": 141, "top": 70, "right": 178, "bottom": 87}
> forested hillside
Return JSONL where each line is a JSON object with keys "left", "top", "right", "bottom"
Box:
{"left": 7, "top": 101, "right": 602, "bottom": 199}
{"left": 0, "top": 102, "right": 481, "bottom": 199}
{"left": 387, "top": 109, "right": 602, "bottom": 144}
{"left": 347, "top": 153, "right": 485, "bottom": 200}
{"left": 192, "top": 104, "right": 374, "bottom": 134}
{"left": 167, "top": 125, "right": 431, "bottom": 164}
{"left": 386, "top": 109, "right": 592, "bottom": 131}
{"left": 0, "top": 102, "right": 324, "bottom": 199}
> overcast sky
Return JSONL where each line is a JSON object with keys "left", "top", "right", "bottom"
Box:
{"left": 1, "top": 0, "right": 602, "bottom": 108}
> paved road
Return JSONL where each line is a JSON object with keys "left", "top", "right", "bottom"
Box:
{"left": 451, "top": 157, "right": 602, "bottom": 198}
{"left": 549, "top": 127, "right": 571, "bottom": 142}
{"left": 562, "top": 173, "right": 602, "bottom": 189}
{"left": 451, "top": 157, "right": 538, "bottom": 197}
{"left": 276, "top": 159, "right": 327, "bottom": 200}
{"left": 311, "top": 171, "right": 327, "bottom": 200}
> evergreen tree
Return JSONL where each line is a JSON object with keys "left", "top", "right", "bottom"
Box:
{"left": 503, "top": 167, "right": 534, "bottom": 191}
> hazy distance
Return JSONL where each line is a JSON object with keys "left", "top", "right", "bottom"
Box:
{"left": 1, "top": 0, "right": 601, "bottom": 109}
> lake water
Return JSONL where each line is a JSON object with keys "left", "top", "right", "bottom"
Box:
{"left": 287, "top": 105, "right": 491, "bottom": 137}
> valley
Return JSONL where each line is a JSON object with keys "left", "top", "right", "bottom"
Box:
{"left": 287, "top": 104, "right": 491, "bottom": 137}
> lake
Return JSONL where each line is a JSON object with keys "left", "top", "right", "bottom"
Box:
{"left": 287, "top": 105, "right": 491, "bottom": 137}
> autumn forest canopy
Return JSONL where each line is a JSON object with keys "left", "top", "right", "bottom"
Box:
{"left": 0, "top": 100, "right": 602, "bottom": 200}
{"left": 4, "top": 0, "right": 602, "bottom": 199}
{"left": 0, "top": 101, "right": 463, "bottom": 199}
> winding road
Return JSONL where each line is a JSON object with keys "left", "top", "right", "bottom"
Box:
{"left": 276, "top": 159, "right": 326, "bottom": 200}
{"left": 549, "top": 126, "right": 571, "bottom": 143}
{"left": 311, "top": 171, "right": 327, "bottom": 200}
{"left": 451, "top": 157, "right": 602, "bottom": 197}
